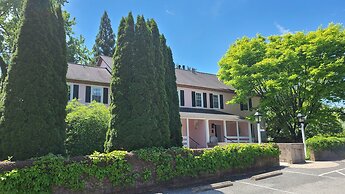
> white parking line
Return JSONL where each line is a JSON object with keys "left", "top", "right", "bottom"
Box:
{"left": 319, "top": 167, "right": 345, "bottom": 177}
{"left": 237, "top": 181, "right": 296, "bottom": 194}
{"left": 283, "top": 170, "right": 337, "bottom": 180}
{"left": 336, "top": 171, "right": 345, "bottom": 176}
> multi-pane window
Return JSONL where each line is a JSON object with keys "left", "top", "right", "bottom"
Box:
{"left": 195, "top": 92, "right": 202, "bottom": 107}
{"left": 91, "top": 87, "right": 102, "bottom": 102}
{"left": 213, "top": 95, "right": 219, "bottom": 108}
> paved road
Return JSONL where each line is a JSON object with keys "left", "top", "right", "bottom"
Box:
{"left": 164, "top": 160, "right": 345, "bottom": 194}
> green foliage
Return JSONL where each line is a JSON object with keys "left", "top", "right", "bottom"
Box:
{"left": 0, "top": 0, "right": 67, "bottom": 160}
{"left": 0, "top": 144, "right": 279, "bottom": 192}
{"left": 92, "top": 11, "right": 115, "bottom": 61}
{"left": 306, "top": 135, "right": 345, "bottom": 151}
{"left": 105, "top": 13, "right": 181, "bottom": 151}
{"left": 218, "top": 24, "right": 345, "bottom": 142}
{"left": 65, "top": 100, "right": 110, "bottom": 156}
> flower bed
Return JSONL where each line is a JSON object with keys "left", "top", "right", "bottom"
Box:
{"left": 306, "top": 136, "right": 345, "bottom": 161}
{"left": 0, "top": 144, "right": 279, "bottom": 193}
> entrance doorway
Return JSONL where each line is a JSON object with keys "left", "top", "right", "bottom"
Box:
{"left": 215, "top": 125, "right": 222, "bottom": 142}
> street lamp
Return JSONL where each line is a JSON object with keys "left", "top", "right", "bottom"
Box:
{"left": 297, "top": 113, "right": 307, "bottom": 158}
{"left": 254, "top": 111, "right": 262, "bottom": 144}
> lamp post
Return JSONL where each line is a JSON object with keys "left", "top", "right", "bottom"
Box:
{"left": 297, "top": 113, "right": 307, "bottom": 158}
{"left": 254, "top": 111, "right": 262, "bottom": 144}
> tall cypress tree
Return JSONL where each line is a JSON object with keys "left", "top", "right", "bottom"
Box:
{"left": 161, "top": 35, "right": 182, "bottom": 147}
{"left": 148, "top": 19, "right": 170, "bottom": 147}
{"left": 0, "top": 0, "right": 67, "bottom": 160}
{"left": 92, "top": 11, "right": 115, "bottom": 60}
{"left": 105, "top": 13, "right": 138, "bottom": 151}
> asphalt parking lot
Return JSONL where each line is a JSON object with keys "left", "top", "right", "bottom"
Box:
{"left": 165, "top": 160, "right": 345, "bottom": 194}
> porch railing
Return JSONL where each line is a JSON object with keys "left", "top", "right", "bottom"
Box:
{"left": 224, "top": 136, "right": 250, "bottom": 143}
{"left": 182, "top": 136, "right": 188, "bottom": 147}
{"left": 182, "top": 136, "right": 201, "bottom": 148}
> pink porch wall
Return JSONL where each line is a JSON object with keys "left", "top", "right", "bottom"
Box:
{"left": 188, "top": 119, "right": 207, "bottom": 148}
{"left": 225, "top": 121, "right": 250, "bottom": 136}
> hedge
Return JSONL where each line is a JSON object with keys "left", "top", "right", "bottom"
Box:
{"left": 0, "top": 144, "right": 279, "bottom": 193}
{"left": 306, "top": 136, "right": 345, "bottom": 151}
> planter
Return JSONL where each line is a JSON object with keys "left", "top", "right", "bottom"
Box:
{"left": 309, "top": 146, "right": 345, "bottom": 161}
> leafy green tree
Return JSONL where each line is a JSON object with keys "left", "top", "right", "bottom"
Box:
{"left": 0, "top": 0, "right": 68, "bottom": 160}
{"left": 160, "top": 35, "right": 182, "bottom": 147}
{"left": 92, "top": 11, "right": 115, "bottom": 61}
{"left": 65, "top": 100, "right": 110, "bottom": 156}
{"left": 218, "top": 24, "right": 345, "bottom": 142}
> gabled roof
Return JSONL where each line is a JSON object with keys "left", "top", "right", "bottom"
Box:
{"left": 98, "top": 55, "right": 113, "bottom": 69}
{"left": 67, "top": 63, "right": 111, "bottom": 84}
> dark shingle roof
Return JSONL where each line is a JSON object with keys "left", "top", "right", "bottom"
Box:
{"left": 179, "top": 107, "right": 232, "bottom": 115}
{"left": 67, "top": 63, "right": 111, "bottom": 84}
{"left": 97, "top": 56, "right": 234, "bottom": 91}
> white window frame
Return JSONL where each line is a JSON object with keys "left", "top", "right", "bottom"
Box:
{"left": 91, "top": 86, "right": 103, "bottom": 103}
{"left": 67, "top": 83, "right": 73, "bottom": 101}
{"left": 195, "top": 92, "right": 203, "bottom": 107}
{"left": 212, "top": 94, "right": 220, "bottom": 109}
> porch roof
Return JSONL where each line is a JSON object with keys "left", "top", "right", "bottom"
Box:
{"left": 179, "top": 107, "right": 246, "bottom": 121}
{"left": 180, "top": 107, "right": 232, "bottom": 115}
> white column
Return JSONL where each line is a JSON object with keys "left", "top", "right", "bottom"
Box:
{"left": 205, "top": 119, "right": 210, "bottom": 147}
{"left": 301, "top": 123, "right": 307, "bottom": 158}
{"left": 248, "top": 122, "right": 252, "bottom": 143}
{"left": 186, "top": 118, "right": 190, "bottom": 148}
{"left": 236, "top": 121, "right": 240, "bottom": 143}
{"left": 223, "top": 120, "right": 227, "bottom": 143}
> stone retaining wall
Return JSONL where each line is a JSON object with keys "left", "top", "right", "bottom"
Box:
{"left": 277, "top": 143, "right": 305, "bottom": 164}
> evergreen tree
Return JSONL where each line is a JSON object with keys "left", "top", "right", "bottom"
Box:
{"left": 0, "top": 0, "right": 68, "bottom": 160}
{"left": 161, "top": 35, "right": 182, "bottom": 147}
{"left": 92, "top": 11, "right": 115, "bottom": 60}
{"left": 148, "top": 19, "right": 170, "bottom": 147}
{"left": 105, "top": 13, "right": 137, "bottom": 151}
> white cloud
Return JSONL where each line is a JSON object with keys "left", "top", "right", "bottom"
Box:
{"left": 165, "top": 10, "right": 175, "bottom": 16}
{"left": 274, "top": 23, "right": 291, "bottom": 34}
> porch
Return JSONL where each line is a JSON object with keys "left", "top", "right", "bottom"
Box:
{"left": 180, "top": 109, "right": 254, "bottom": 149}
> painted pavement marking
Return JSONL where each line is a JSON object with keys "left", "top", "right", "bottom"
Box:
{"left": 236, "top": 181, "right": 296, "bottom": 194}
{"left": 319, "top": 167, "right": 345, "bottom": 177}
{"left": 283, "top": 170, "right": 337, "bottom": 180}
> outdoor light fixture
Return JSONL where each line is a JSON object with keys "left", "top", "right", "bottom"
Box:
{"left": 254, "top": 111, "right": 262, "bottom": 123}
{"left": 297, "top": 113, "right": 307, "bottom": 159}
{"left": 254, "top": 111, "right": 262, "bottom": 144}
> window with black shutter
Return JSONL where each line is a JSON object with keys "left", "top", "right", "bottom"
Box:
{"left": 220, "top": 94, "right": 224, "bottom": 109}
{"left": 85, "top": 86, "right": 91, "bottom": 103}
{"left": 103, "top": 88, "right": 109, "bottom": 104}
{"left": 248, "top": 98, "right": 252, "bottom": 109}
{"left": 73, "top": 84, "right": 79, "bottom": 99}
{"left": 209, "top": 93, "right": 213, "bottom": 108}
{"left": 192, "top": 91, "right": 196, "bottom": 107}
{"left": 180, "top": 90, "right": 185, "bottom": 106}
{"left": 203, "top": 93, "right": 207, "bottom": 108}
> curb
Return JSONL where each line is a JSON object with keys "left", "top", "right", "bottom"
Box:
{"left": 191, "top": 181, "right": 233, "bottom": 192}
{"left": 251, "top": 171, "right": 283, "bottom": 181}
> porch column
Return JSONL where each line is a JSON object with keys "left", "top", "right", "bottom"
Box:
{"left": 248, "top": 122, "right": 252, "bottom": 143}
{"left": 205, "top": 119, "right": 210, "bottom": 147}
{"left": 236, "top": 121, "right": 240, "bottom": 143}
{"left": 186, "top": 118, "right": 190, "bottom": 148}
{"left": 223, "top": 120, "right": 227, "bottom": 143}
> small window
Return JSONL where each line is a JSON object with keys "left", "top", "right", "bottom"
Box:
{"left": 213, "top": 95, "right": 219, "bottom": 108}
{"left": 67, "top": 84, "right": 71, "bottom": 101}
{"left": 91, "top": 87, "right": 102, "bottom": 102}
{"left": 240, "top": 98, "right": 252, "bottom": 111}
{"left": 195, "top": 92, "right": 202, "bottom": 107}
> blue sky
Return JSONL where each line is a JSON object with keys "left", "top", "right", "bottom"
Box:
{"left": 64, "top": 0, "right": 345, "bottom": 74}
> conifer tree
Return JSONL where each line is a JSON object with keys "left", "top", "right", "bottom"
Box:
{"left": 92, "top": 11, "right": 115, "bottom": 60}
{"left": 105, "top": 13, "right": 137, "bottom": 151}
{"left": 161, "top": 35, "right": 182, "bottom": 147}
{"left": 0, "top": 0, "right": 68, "bottom": 160}
{"left": 148, "top": 19, "right": 170, "bottom": 147}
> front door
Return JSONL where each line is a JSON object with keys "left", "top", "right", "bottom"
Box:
{"left": 215, "top": 125, "right": 222, "bottom": 142}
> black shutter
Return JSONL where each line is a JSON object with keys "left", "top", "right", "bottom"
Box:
{"left": 220, "top": 94, "right": 224, "bottom": 109}
{"left": 73, "top": 84, "right": 79, "bottom": 99}
{"left": 85, "top": 86, "right": 91, "bottom": 103}
{"left": 209, "top": 93, "right": 213, "bottom": 108}
{"left": 249, "top": 98, "right": 252, "bottom": 109}
{"left": 203, "top": 93, "right": 207, "bottom": 108}
{"left": 192, "top": 91, "right": 196, "bottom": 107}
{"left": 103, "top": 88, "right": 109, "bottom": 104}
{"left": 240, "top": 103, "right": 244, "bottom": 111}
{"left": 180, "top": 90, "right": 185, "bottom": 106}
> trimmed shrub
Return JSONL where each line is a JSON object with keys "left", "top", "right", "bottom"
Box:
{"left": 65, "top": 100, "right": 110, "bottom": 156}
{"left": 0, "top": 144, "right": 279, "bottom": 193}
{"left": 306, "top": 135, "right": 345, "bottom": 151}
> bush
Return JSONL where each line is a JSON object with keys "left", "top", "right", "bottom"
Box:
{"left": 0, "top": 144, "right": 279, "bottom": 192}
{"left": 306, "top": 135, "right": 345, "bottom": 151}
{"left": 65, "top": 100, "right": 110, "bottom": 156}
